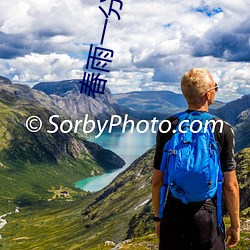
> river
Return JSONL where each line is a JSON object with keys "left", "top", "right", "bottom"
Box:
{"left": 75, "top": 129, "right": 156, "bottom": 192}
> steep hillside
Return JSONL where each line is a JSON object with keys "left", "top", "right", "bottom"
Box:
{"left": 0, "top": 76, "right": 12, "bottom": 85}
{"left": 0, "top": 81, "right": 124, "bottom": 212}
{"left": 78, "top": 147, "right": 250, "bottom": 248}
{"left": 235, "top": 148, "right": 250, "bottom": 214}
{"left": 214, "top": 94, "right": 250, "bottom": 125}
{"left": 234, "top": 109, "right": 250, "bottom": 152}
{"left": 1, "top": 147, "right": 249, "bottom": 249}
{"left": 0, "top": 148, "right": 154, "bottom": 249}
{"left": 33, "top": 80, "right": 124, "bottom": 123}
{"left": 209, "top": 94, "right": 250, "bottom": 152}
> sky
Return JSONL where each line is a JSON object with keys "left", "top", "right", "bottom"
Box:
{"left": 0, "top": 0, "right": 249, "bottom": 102}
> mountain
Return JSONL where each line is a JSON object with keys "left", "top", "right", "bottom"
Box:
{"left": 33, "top": 80, "right": 124, "bottom": 123}
{"left": 114, "top": 91, "right": 225, "bottom": 120}
{"left": 0, "top": 76, "right": 12, "bottom": 85}
{"left": 209, "top": 100, "right": 225, "bottom": 110}
{"left": 114, "top": 91, "right": 186, "bottom": 119}
{"left": 211, "top": 94, "right": 250, "bottom": 152}
{"left": 0, "top": 147, "right": 155, "bottom": 249}
{"left": 0, "top": 79, "right": 124, "bottom": 212}
{"left": 0, "top": 77, "right": 249, "bottom": 249}
{"left": 234, "top": 109, "right": 250, "bottom": 152}
{"left": 213, "top": 94, "right": 250, "bottom": 125}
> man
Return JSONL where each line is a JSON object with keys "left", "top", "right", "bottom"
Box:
{"left": 152, "top": 68, "right": 240, "bottom": 249}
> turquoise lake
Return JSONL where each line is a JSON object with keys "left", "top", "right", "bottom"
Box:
{"left": 75, "top": 129, "right": 156, "bottom": 192}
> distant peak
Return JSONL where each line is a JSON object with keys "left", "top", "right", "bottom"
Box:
{"left": 0, "top": 76, "right": 12, "bottom": 85}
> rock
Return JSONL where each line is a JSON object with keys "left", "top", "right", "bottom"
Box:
{"left": 33, "top": 80, "right": 123, "bottom": 124}
{"left": 0, "top": 76, "right": 12, "bottom": 85}
{"left": 105, "top": 240, "right": 116, "bottom": 247}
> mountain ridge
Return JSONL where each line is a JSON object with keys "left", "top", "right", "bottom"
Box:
{"left": 0, "top": 78, "right": 125, "bottom": 212}
{"left": 33, "top": 80, "right": 124, "bottom": 124}
{"left": 0, "top": 76, "right": 12, "bottom": 85}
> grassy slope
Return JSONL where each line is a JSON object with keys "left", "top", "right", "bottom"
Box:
{"left": 0, "top": 149, "right": 154, "bottom": 249}
{"left": 0, "top": 199, "right": 89, "bottom": 250}
{"left": 235, "top": 148, "right": 250, "bottom": 213}
{"left": 1, "top": 203, "right": 249, "bottom": 250}
{"left": 0, "top": 87, "right": 110, "bottom": 214}
{"left": 89, "top": 219, "right": 250, "bottom": 250}
{"left": 1, "top": 148, "right": 249, "bottom": 249}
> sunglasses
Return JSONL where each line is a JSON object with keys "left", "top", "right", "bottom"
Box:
{"left": 203, "top": 83, "right": 218, "bottom": 95}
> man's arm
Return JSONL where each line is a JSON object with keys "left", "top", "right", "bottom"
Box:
{"left": 152, "top": 169, "right": 163, "bottom": 238}
{"left": 152, "top": 117, "right": 176, "bottom": 239}
{"left": 223, "top": 170, "right": 240, "bottom": 248}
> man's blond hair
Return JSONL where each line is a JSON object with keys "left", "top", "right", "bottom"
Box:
{"left": 181, "top": 68, "right": 214, "bottom": 104}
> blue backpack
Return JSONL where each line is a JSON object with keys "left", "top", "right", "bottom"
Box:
{"left": 158, "top": 111, "right": 223, "bottom": 228}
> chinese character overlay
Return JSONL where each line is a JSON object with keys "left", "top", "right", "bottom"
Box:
{"left": 79, "top": 72, "right": 107, "bottom": 98}
{"left": 86, "top": 44, "right": 114, "bottom": 73}
{"left": 80, "top": 0, "right": 123, "bottom": 98}
{"left": 99, "top": 0, "right": 123, "bottom": 44}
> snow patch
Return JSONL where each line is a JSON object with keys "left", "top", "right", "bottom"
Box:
{"left": 138, "top": 185, "right": 145, "bottom": 190}
{"left": 0, "top": 208, "right": 20, "bottom": 238}
{"left": 134, "top": 199, "right": 150, "bottom": 210}
{"left": 0, "top": 219, "right": 7, "bottom": 229}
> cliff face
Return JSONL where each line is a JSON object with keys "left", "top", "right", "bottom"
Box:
{"left": 33, "top": 80, "right": 123, "bottom": 123}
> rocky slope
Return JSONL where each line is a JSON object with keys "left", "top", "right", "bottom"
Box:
{"left": 0, "top": 78, "right": 124, "bottom": 212}
{"left": 213, "top": 94, "right": 250, "bottom": 126}
{"left": 0, "top": 76, "right": 12, "bottom": 85}
{"left": 33, "top": 80, "right": 124, "bottom": 123}
{"left": 209, "top": 94, "right": 250, "bottom": 152}
{"left": 0, "top": 76, "right": 249, "bottom": 249}
{"left": 234, "top": 108, "right": 250, "bottom": 152}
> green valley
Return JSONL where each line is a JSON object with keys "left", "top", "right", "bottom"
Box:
{"left": 0, "top": 82, "right": 124, "bottom": 214}
{"left": 0, "top": 147, "right": 249, "bottom": 249}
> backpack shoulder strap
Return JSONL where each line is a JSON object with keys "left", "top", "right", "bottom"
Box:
{"left": 173, "top": 111, "right": 189, "bottom": 121}
{"left": 174, "top": 111, "right": 217, "bottom": 121}
{"left": 201, "top": 112, "right": 217, "bottom": 120}
{"left": 201, "top": 112, "right": 223, "bottom": 230}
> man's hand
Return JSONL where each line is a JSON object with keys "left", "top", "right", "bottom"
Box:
{"left": 225, "top": 225, "right": 240, "bottom": 248}
{"left": 155, "top": 221, "right": 161, "bottom": 239}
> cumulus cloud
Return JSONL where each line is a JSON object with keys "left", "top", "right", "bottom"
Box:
{"left": 192, "top": 18, "right": 250, "bottom": 62}
{"left": 0, "top": 0, "right": 249, "bottom": 101}
{"left": 0, "top": 53, "right": 85, "bottom": 86}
